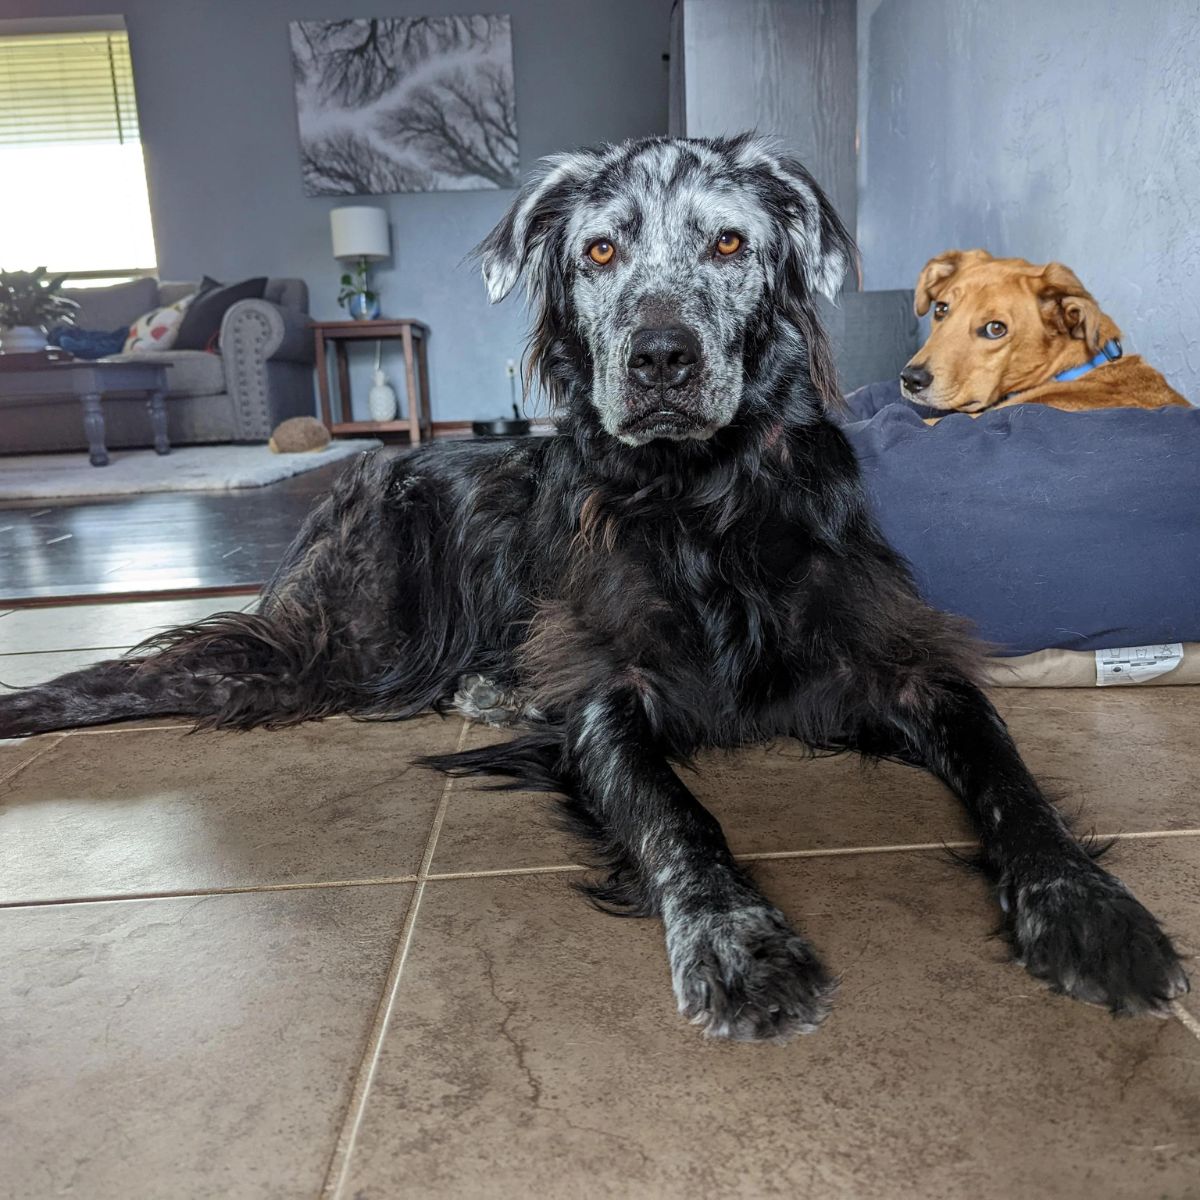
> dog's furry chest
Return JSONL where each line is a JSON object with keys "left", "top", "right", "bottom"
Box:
{"left": 520, "top": 513, "right": 832, "bottom": 727}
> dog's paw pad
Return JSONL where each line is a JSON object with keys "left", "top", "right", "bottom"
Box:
{"left": 667, "top": 906, "right": 835, "bottom": 1042}
{"left": 453, "top": 674, "right": 523, "bottom": 727}
{"left": 1008, "top": 865, "right": 1189, "bottom": 1016}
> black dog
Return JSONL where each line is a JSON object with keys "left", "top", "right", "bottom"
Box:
{"left": 2, "top": 135, "right": 1186, "bottom": 1039}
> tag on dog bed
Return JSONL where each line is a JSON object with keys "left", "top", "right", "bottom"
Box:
{"left": 1094, "top": 643, "right": 1184, "bottom": 686}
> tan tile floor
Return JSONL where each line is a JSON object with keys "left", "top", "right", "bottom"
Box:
{"left": 1, "top": 597, "right": 1198, "bottom": 1198}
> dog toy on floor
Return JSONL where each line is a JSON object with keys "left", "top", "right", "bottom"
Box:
{"left": 268, "top": 416, "right": 331, "bottom": 453}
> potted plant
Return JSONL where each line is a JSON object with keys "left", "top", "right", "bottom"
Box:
{"left": 336, "top": 258, "right": 381, "bottom": 321}
{"left": 0, "top": 267, "right": 80, "bottom": 353}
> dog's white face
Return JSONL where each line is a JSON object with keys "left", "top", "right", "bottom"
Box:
{"left": 478, "top": 136, "right": 854, "bottom": 445}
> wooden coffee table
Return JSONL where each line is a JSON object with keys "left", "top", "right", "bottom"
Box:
{"left": 0, "top": 358, "right": 171, "bottom": 466}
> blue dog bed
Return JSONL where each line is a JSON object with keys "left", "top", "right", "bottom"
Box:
{"left": 839, "top": 381, "right": 1200, "bottom": 656}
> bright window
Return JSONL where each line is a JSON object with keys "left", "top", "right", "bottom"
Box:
{"left": 0, "top": 19, "right": 157, "bottom": 277}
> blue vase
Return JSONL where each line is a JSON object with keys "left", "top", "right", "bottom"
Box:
{"left": 348, "top": 292, "right": 380, "bottom": 320}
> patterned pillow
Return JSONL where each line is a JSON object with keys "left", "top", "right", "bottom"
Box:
{"left": 123, "top": 293, "right": 195, "bottom": 353}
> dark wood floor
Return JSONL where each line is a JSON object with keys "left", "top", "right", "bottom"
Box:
{"left": 0, "top": 461, "right": 352, "bottom": 605}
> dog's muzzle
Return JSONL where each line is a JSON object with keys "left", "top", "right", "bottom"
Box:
{"left": 619, "top": 325, "right": 707, "bottom": 439}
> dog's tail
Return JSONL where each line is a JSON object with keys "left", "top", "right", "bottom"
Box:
{"left": 419, "top": 729, "right": 567, "bottom": 793}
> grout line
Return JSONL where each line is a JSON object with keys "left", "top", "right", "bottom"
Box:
{"left": 0, "top": 874, "right": 420, "bottom": 911}
{"left": 743, "top": 840, "right": 976, "bottom": 861}
{"left": 1171, "top": 1001, "right": 1200, "bottom": 1041}
{"left": 427, "top": 862, "right": 586, "bottom": 881}
{"left": 423, "top": 828, "right": 1200, "bottom": 882}
{"left": 0, "top": 645, "right": 131, "bottom": 657}
{"left": 0, "top": 733, "right": 63, "bottom": 787}
{"left": 1092, "top": 829, "right": 1200, "bottom": 842}
{"left": 321, "top": 718, "right": 470, "bottom": 1200}
{"left": 739, "top": 829, "right": 1200, "bottom": 863}
{"left": 1, "top": 827, "right": 1196, "bottom": 911}
{"left": 63, "top": 721, "right": 190, "bottom": 737}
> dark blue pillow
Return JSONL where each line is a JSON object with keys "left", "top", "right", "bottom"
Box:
{"left": 47, "top": 325, "right": 128, "bottom": 359}
{"left": 839, "top": 381, "right": 1200, "bottom": 656}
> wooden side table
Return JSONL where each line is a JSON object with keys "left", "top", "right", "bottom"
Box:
{"left": 313, "top": 319, "right": 433, "bottom": 445}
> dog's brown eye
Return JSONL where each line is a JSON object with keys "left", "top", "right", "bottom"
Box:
{"left": 715, "top": 232, "right": 742, "bottom": 256}
{"left": 982, "top": 320, "right": 1008, "bottom": 339}
{"left": 933, "top": 301, "right": 949, "bottom": 320}
{"left": 587, "top": 239, "right": 615, "bottom": 265}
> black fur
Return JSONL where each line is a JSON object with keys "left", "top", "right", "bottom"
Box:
{"left": 0, "top": 136, "right": 1186, "bottom": 1039}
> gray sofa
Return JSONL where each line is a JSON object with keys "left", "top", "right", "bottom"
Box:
{"left": 1, "top": 277, "right": 315, "bottom": 454}
{"left": 816, "top": 289, "right": 917, "bottom": 393}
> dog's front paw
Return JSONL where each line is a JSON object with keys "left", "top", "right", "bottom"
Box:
{"left": 1005, "top": 861, "right": 1189, "bottom": 1016}
{"left": 666, "top": 905, "right": 835, "bottom": 1042}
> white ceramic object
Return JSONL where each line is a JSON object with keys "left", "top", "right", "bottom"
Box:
{"left": 0, "top": 324, "right": 48, "bottom": 353}
{"left": 368, "top": 368, "right": 398, "bottom": 421}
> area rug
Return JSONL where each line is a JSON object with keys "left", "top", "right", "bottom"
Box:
{"left": 0, "top": 440, "right": 382, "bottom": 500}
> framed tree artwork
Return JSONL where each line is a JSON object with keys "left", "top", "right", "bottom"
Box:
{"left": 290, "top": 15, "right": 519, "bottom": 196}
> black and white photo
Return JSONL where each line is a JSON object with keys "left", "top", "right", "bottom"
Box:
{"left": 290, "top": 14, "right": 519, "bottom": 196}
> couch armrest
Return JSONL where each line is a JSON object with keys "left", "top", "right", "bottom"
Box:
{"left": 218, "top": 300, "right": 315, "bottom": 440}
{"left": 219, "top": 298, "right": 314, "bottom": 366}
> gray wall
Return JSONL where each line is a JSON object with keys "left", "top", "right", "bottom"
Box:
{"left": 0, "top": 0, "right": 672, "bottom": 421}
{"left": 676, "top": 0, "right": 857, "bottom": 241}
{"left": 859, "top": 0, "right": 1200, "bottom": 400}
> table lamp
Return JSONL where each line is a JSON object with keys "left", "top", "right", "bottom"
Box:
{"left": 331, "top": 206, "right": 390, "bottom": 320}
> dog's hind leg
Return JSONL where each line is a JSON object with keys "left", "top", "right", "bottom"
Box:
{"left": 0, "top": 611, "right": 319, "bottom": 738}
{"left": 0, "top": 655, "right": 236, "bottom": 737}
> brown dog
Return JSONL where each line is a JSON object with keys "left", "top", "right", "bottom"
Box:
{"left": 900, "top": 249, "right": 1189, "bottom": 414}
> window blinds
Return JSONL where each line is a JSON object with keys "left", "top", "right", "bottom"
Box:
{"left": 0, "top": 30, "right": 140, "bottom": 147}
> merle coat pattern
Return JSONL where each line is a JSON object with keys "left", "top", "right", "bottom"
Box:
{"left": 1, "top": 135, "right": 1187, "bottom": 1039}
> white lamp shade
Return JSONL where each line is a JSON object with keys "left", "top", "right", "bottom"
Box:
{"left": 330, "top": 206, "right": 390, "bottom": 261}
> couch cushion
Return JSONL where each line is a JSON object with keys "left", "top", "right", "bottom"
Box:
{"left": 159, "top": 278, "right": 308, "bottom": 315}
{"left": 263, "top": 278, "right": 308, "bottom": 313}
{"left": 61, "top": 277, "right": 158, "bottom": 330}
{"left": 101, "top": 349, "right": 226, "bottom": 397}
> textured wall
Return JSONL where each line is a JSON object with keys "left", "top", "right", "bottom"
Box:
{"left": 859, "top": 0, "right": 1200, "bottom": 400}
{"left": 678, "top": 0, "right": 857, "bottom": 238}
{"left": 0, "top": 0, "right": 672, "bottom": 421}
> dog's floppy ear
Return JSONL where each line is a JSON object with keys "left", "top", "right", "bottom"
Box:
{"left": 731, "top": 137, "right": 856, "bottom": 300}
{"left": 773, "top": 156, "right": 857, "bottom": 300}
{"left": 914, "top": 251, "right": 963, "bottom": 316}
{"left": 475, "top": 151, "right": 599, "bottom": 304}
{"left": 913, "top": 248, "right": 995, "bottom": 315}
{"left": 1037, "top": 262, "right": 1105, "bottom": 351}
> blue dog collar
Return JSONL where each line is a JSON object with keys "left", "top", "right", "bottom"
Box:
{"left": 1003, "top": 338, "right": 1122, "bottom": 401}
{"left": 1051, "top": 338, "right": 1123, "bottom": 383}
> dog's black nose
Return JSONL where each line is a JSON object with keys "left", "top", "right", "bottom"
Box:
{"left": 627, "top": 327, "right": 701, "bottom": 390}
{"left": 900, "top": 363, "right": 933, "bottom": 393}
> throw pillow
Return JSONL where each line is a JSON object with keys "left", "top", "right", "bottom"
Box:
{"left": 173, "top": 276, "right": 268, "bottom": 351}
{"left": 122, "top": 293, "right": 195, "bottom": 353}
